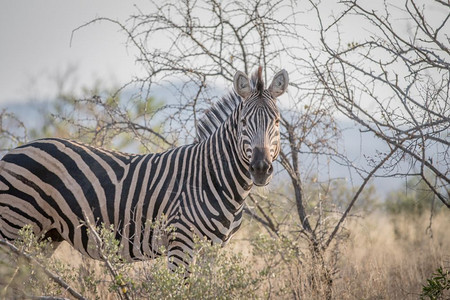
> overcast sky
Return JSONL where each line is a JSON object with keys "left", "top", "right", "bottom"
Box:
{"left": 2, "top": 1, "right": 445, "bottom": 195}
{"left": 0, "top": 1, "right": 153, "bottom": 104}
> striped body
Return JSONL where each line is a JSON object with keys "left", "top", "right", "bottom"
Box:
{"left": 0, "top": 68, "right": 288, "bottom": 268}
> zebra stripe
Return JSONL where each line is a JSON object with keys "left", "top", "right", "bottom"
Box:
{"left": 0, "top": 67, "right": 288, "bottom": 269}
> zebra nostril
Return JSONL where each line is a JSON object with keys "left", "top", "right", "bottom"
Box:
{"left": 267, "top": 164, "right": 273, "bottom": 175}
{"left": 251, "top": 160, "right": 270, "bottom": 174}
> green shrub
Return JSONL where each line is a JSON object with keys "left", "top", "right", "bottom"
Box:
{"left": 421, "top": 266, "right": 450, "bottom": 300}
{"left": 1, "top": 224, "right": 258, "bottom": 299}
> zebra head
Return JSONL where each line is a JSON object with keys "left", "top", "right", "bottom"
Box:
{"left": 233, "top": 67, "right": 289, "bottom": 186}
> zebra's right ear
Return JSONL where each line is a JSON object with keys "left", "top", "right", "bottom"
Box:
{"left": 234, "top": 71, "right": 251, "bottom": 100}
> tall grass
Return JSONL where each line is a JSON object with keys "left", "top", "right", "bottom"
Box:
{"left": 333, "top": 213, "right": 449, "bottom": 299}
{"left": 0, "top": 211, "right": 448, "bottom": 299}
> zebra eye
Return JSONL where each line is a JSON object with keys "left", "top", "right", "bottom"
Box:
{"left": 275, "top": 119, "right": 280, "bottom": 127}
{"left": 241, "top": 119, "right": 247, "bottom": 127}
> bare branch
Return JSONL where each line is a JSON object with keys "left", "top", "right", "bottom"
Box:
{"left": 0, "top": 238, "right": 86, "bottom": 300}
{"left": 325, "top": 146, "right": 399, "bottom": 249}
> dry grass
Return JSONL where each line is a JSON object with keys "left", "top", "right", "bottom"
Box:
{"left": 53, "top": 212, "right": 449, "bottom": 299}
{"left": 230, "top": 211, "right": 450, "bottom": 299}
{"left": 1, "top": 211, "right": 448, "bottom": 299}
{"left": 333, "top": 212, "right": 450, "bottom": 299}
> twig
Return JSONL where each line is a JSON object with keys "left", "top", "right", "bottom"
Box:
{"left": 324, "top": 146, "right": 399, "bottom": 249}
{"left": 0, "top": 238, "right": 86, "bottom": 300}
{"left": 82, "top": 212, "right": 131, "bottom": 300}
{"left": 1, "top": 265, "right": 19, "bottom": 296}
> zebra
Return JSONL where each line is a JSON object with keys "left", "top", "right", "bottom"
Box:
{"left": 0, "top": 67, "right": 288, "bottom": 269}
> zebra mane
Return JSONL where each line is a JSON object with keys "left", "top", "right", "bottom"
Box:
{"left": 196, "top": 68, "right": 265, "bottom": 142}
{"left": 196, "top": 91, "right": 242, "bottom": 142}
{"left": 197, "top": 67, "right": 264, "bottom": 142}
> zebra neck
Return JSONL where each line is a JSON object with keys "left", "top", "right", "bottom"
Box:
{"left": 203, "top": 120, "right": 253, "bottom": 207}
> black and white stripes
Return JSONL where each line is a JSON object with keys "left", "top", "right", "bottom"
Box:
{"left": 0, "top": 67, "right": 288, "bottom": 269}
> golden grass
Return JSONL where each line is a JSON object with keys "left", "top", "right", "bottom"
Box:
{"left": 1, "top": 211, "right": 448, "bottom": 299}
{"left": 230, "top": 211, "right": 450, "bottom": 299}
{"left": 333, "top": 212, "right": 450, "bottom": 299}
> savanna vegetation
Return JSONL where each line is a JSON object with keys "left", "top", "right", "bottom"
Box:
{"left": 0, "top": 186, "right": 448, "bottom": 299}
{"left": 0, "top": 0, "right": 448, "bottom": 299}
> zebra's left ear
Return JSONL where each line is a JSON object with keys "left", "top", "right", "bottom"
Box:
{"left": 268, "top": 70, "right": 289, "bottom": 99}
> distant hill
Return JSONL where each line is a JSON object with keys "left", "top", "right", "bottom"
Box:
{"left": 0, "top": 84, "right": 404, "bottom": 198}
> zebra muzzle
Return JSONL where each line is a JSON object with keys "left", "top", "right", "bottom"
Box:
{"left": 249, "top": 147, "right": 273, "bottom": 186}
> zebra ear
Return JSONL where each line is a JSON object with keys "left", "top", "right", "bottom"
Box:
{"left": 268, "top": 69, "right": 289, "bottom": 99}
{"left": 234, "top": 71, "right": 251, "bottom": 99}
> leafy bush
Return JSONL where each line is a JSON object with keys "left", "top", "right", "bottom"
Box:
{"left": 0, "top": 223, "right": 258, "bottom": 299}
{"left": 421, "top": 266, "right": 450, "bottom": 300}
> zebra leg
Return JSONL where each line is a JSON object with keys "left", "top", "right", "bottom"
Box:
{"left": 41, "top": 228, "right": 65, "bottom": 256}
{"left": 167, "top": 237, "right": 194, "bottom": 274}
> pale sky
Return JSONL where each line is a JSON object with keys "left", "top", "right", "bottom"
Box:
{"left": 1, "top": 0, "right": 445, "bottom": 195}
{"left": 1, "top": 1, "right": 445, "bottom": 106}
{"left": 0, "top": 1, "right": 152, "bottom": 104}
